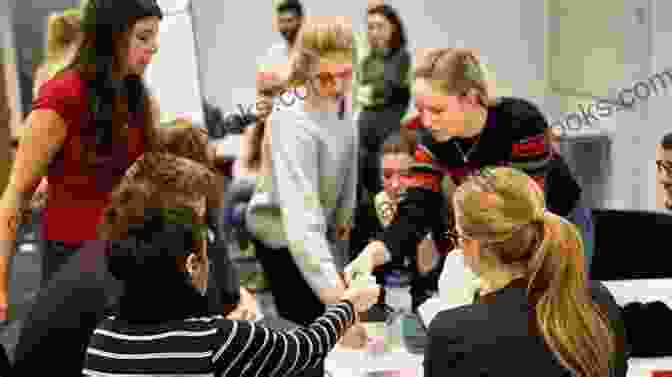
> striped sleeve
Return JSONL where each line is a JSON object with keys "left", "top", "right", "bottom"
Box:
{"left": 507, "top": 99, "right": 553, "bottom": 190}
{"left": 213, "top": 301, "right": 355, "bottom": 377}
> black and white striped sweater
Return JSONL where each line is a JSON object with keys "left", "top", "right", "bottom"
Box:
{"left": 83, "top": 301, "right": 355, "bottom": 377}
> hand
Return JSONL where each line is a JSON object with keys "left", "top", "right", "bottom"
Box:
{"left": 343, "top": 251, "right": 374, "bottom": 287}
{"left": 336, "top": 223, "right": 352, "bottom": 241}
{"left": 338, "top": 322, "right": 368, "bottom": 349}
{"left": 342, "top": 284, "right": 381, "bottom": 313}
{"left": 226, "top": 287, "right": 258, "bottom": 321}
{"left": 344, "top": 241, "right": 387, "bottom": 286}
{"left": 255, "top": 94, "right": 273, "bottom": 122}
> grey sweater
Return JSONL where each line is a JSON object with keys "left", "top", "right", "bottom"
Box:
{"left": 246, "top": 99, "right": 358, "bottom": 296}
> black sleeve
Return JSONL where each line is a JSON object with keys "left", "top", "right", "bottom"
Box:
{"left": 378, "top": 187, "right": 444, "bottom": 264}
{"left": 383, "top": 48, "right": 411, "bottom": 107}
{"left": 206, "top": 208, "right": 241, "bottom": 316}
{"left": 590, "top": 281, "right": 630, "bottom": 377}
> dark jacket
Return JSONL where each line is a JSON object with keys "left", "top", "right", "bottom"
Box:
{"left": 379, "top": 98, "right": 582, "bottom": 263}
{"left": 424, "top": 279, "right": 629, "bottom": 377}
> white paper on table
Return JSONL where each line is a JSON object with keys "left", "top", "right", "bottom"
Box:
{"left": 418, "top": 249, "right": 481, "bottom": 328}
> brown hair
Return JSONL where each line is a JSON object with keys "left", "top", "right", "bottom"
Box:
{"left": 98, "top": 152, "right": 218, "bottom": 243}
{"left": 381, "top": 128, "right": 416, "bottom": 157}
{"left": 367, "top": 4, "right": 407, "bottom": 51}
{"left": 158, "top": 121, "right": 224, "bottom": 209}
{"left": 453, "top": 167, "right": 614, "bottom": 377}
{"left": 414, "top": 48, "right": 494, "bottom": 107}
{"left": 58, "top": 0, "right": 163, "bottom": 169}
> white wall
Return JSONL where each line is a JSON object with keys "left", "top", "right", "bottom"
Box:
{"left": 191, "top": 0, "right": 547, "bottom": 114}
{"left": 649, "top": 0, "right": 672, "bottom": 211}
{"left": 1, "top": 0, "right": 23, "bottom": 134}
{"left": 189, "top": 0, "right": 669, "bottom": 211}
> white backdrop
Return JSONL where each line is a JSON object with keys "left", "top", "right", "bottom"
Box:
{"left": 145, "top": 0, "right": 204, "bottom": 125}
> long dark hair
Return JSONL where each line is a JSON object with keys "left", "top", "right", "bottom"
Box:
{"left": 367, "top": 4, "right": 407, "bottom": 51}
{"left": 59, "top": 0, "right": 163, "bottom": 163}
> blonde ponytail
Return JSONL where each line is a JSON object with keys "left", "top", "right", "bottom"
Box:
{"left": 454, "top": 167, "right": 615, "bottom": 377}
{"left": 528, "top": 211, "right": 614, "bottom": 377}
{"left": 45, "top": 9, "right": 81, "bottom": 69}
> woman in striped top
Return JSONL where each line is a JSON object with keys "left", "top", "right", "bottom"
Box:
{"left": 346, "top": 48, "right": 592, "bottom": 286}
{"left": 83, "top": 153, "right": 380, "bottom": 377}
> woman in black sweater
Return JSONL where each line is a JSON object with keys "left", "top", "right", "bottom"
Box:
{"left": 424, "top": 167, "right": 628, "bottom": 377}
{"left": 346, "top": 48, "right": 592, "bottom": 286}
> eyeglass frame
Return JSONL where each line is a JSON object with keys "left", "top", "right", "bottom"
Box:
{"left": 656, "top": 160, "right": 672, "bottom": 177}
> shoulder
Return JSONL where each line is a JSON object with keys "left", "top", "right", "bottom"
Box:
{"left": 35, "top": 69, "right": 85, "bottom": 100}
{"left": 490, "top": 97, "right": 548, "bottom": 135}
{"left": 589, "top": 281, "right": 622, "bottom": 319}
{"left": 428, "top": 304, "right": 485, "bottom": 340}
{"left": 268, "top": 105, "right": 314, "bottom": 139}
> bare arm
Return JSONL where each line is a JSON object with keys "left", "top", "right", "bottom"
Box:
{"left": 0, "top": 110, "right": 67, "bottom": 319}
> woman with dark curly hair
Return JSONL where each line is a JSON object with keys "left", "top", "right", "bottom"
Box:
{"left": 13, "top": 152, "right": 282, "bottom": 375}
{"left": 79, "top": 156, "right": 378, "bottom": 376}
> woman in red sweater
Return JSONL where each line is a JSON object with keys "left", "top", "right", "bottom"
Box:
{"left": 0, "top": 0, "right": 164, "bottom": 321}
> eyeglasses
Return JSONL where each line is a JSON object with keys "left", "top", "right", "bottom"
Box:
{"left": 443, "top": 229, "right": 470, "bottom": 249}
{"left": 657, "top": 160, "right": 672, "bottom": 176}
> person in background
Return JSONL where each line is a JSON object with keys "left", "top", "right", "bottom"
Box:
{"left": 33, "top": 7, "right": 83, "bottom": 96}
{"left": 656, "top": 132, "right": 672, "bottom": 210}
{"left": 0, "top": 0, "right": 165, "bottom": 321}
{"left": 356, "top": 3, "right": 411, "bottom": 194}
{"left": 241, "top": 0, "right": 305, "bottom": 178}
{"left": 350, "top": 3, "right": 411, "bottom": 261}
{"left": 374, "top": 130, "right": 445, "bottom": 310}
{"left": 157, "top": 121, "right": 258, "bottom": 320}
{"left": 346, "top": 48, "right": 590, "bottom": 286}
{"left": 82, "top": 154, "right": 380, "bottom": 375}
{"left": 424, "top": 167, "right": 628, "bottom": 377}
{"left": 24, "top": 7, "right": 83, "bottom": 215}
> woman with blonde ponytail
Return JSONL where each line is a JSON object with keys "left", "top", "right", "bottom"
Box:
{"left": 423, "top": 167, "right": 628, "bottom": 377}
{"left": 34, "top": 8, "right": 83, "bottom": 96}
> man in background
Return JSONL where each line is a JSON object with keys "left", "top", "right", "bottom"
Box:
{"left": 255, "top": 0, "right": 304, "bottom": 121}
{"left": 656, "top": 132, "right": 672, "bottom": 211}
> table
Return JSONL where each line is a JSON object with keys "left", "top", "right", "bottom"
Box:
{"left": 325, "top": 345, "right": 423, "bottom": 377}
{"left": 325, "top": 347, "right": 672, "bottom": 377}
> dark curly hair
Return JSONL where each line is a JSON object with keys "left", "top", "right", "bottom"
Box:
{"left": 98, "top": 152, "right": 217, "bottom": 242}
{"left": 157, "top": 121, "right": 225, "bottom": 210}
{"left": 107, "top": 206, "right": 204, "bottom": 283}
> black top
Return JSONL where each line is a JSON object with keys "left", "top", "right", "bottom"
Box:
{"left": 424, "top": 279, "right": 629, "bottom": 377}
{"left": 380, "top": 97, "right": 582, "bottom": 262}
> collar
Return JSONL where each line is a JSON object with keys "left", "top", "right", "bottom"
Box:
{"left": 475, "top": 277, "right": 529, "bottom": 305}
{"left": 117, "top": 279, "right": 210, "bottom": 324}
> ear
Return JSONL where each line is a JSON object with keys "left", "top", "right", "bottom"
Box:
{"left": 186, "top": 253, "right": 198, "bottom": 274}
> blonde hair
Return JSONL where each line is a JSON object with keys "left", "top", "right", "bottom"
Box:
{"left": 414, "top": 48, "right": 494, "bottom": 107}
{"left": 44, "top": 8, "right": 82, "bottom": 72}
{"left": 288, "top": 16, "right": 354, "bottom": 86}
{"left": 453, "top": 167, "right": 614, "bottom": 377}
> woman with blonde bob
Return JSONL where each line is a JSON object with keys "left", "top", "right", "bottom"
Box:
{"left": 245, "top": 17, "right": 360, "bottom": 361}
{"left": 424, "top": 167, "right": 628, "bottom": 377}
